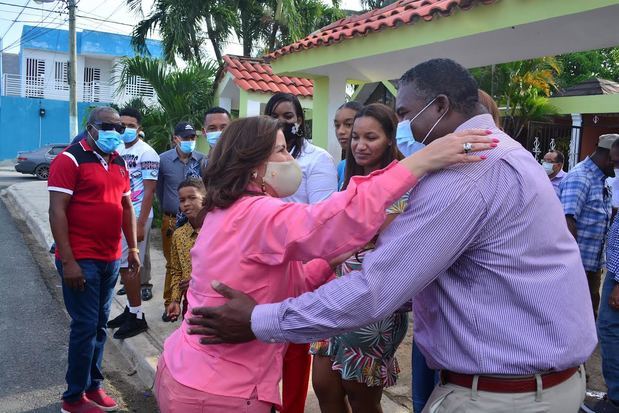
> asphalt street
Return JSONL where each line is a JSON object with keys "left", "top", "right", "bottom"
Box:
{"left": 0, "top": 169, "right": 159, "bottom": 413}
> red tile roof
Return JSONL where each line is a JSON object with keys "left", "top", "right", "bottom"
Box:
{"left": 268, "top": 0, "right": 497, "bottom": 61}
{"left": 221, "top": 55, "right": 313, "bottom": 97}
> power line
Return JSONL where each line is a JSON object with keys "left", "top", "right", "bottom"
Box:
{"left": 0, "top": 1, "right": 63, "bottom": 53}
{"left": 1, "top": 0, "right": 32, "bottom": 38}
{"left": 0, "top": 1, "right": 132, "bottom": 27}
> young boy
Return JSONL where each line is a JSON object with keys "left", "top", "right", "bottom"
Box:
{"left": 166, "top": 178, "right": 206, "bottom": 321}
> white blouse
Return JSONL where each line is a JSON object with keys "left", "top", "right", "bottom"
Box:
{"left": 283, "top": 141, "right": 338, "bottom": 204}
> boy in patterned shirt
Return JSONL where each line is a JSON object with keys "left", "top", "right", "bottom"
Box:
{"left": 166, "top": 178, "right": 206, "bottom": 321}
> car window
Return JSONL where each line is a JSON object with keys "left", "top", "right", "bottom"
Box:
{"left": 49, "top": 146, "right": 65, "bottom": 155}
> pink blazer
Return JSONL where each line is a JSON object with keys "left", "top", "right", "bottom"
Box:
{"left": 162, "top": 162, "right": 417, "bottom": 406}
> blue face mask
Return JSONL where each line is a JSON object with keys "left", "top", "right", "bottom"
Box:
{"left": 121, "top": 128, "right": 138, "bottom": 144}
{"left": 206, "top": 131, "right": 222, "bottom": 147}
{"left": 91, "top": 129, "right": 122, "bottom": 154}
{"left": 395, "top": 97, "right": 448, "bottom": 157}
{"left": 179, "top": 140, "right": 196, "bottom": 154}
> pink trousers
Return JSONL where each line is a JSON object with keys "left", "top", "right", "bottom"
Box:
{"left": 155, "top": 356, "right": 273, "bottom": 413}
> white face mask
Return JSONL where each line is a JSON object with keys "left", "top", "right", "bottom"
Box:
{"left": 262, "top": 160, "right": 303, "bottom": 198}
{"left": 542, "top": 162, "right": 555, "bottom": 176}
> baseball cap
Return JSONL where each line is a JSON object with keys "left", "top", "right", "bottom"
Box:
{"left": 174, "top": 121, "right": 196, "bottom": 138}
{"left": 598, "top": 134, "right": 619, "bottom": 149}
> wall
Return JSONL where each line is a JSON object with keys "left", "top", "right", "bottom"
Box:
{"left": 579, "top": 114, "right": 619, "bottom": 161}
{"left": 0, "top": 96, "right": 106, "bottom": 160}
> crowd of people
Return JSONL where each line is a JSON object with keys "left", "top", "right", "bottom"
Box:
{"left": 46, "top": 57, "right": 618, "bottom": 413}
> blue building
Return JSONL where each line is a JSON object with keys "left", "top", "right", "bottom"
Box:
{"left": 0, "top": 25, "right": 163, "bottom": 160}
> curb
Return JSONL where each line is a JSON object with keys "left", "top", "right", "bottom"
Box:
{"left": 1, "top": 183, "right": 160, "bottom": 390}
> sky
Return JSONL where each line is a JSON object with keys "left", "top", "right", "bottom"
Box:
{"left": 0, "top": 0, "right": 361, "bottom": 57}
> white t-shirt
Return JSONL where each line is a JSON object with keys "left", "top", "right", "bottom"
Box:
{"left": 607, "top": 176, "right": 619, "bottom": 208}
{"left": 119, "top": 139, "right": 160, "bottom": 218}
{"left": 282, "top": 141, "right": 338, "bottom": 204}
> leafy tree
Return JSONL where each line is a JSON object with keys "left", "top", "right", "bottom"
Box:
{"left": 115, "top": 56, "right": 218, "bottom": 152}
{"left": 556, "top": 48, "right": 619, "bottom": 88}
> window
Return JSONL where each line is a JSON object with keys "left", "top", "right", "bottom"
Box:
{"left": 25, "top": 58, "right": 45, "bottom": 98}
{"left": 83, "top": 67, "right": 102, "bottom": 102}
{"left": 49, "top": 146, "right": 65, "bottom": 155}
{"left": 54, "top": 61, "right": 69, "bottom": 91}
{"left": 125, "top": 75, "right": 155, "bottom": 98}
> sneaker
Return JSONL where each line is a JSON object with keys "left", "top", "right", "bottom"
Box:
{"left": 60, "top": 395, "right": 104, "bottom": 413}
{"left": 84, "top": 389, "right": 118, "bottom": 412}
{"left": 582, "top": 396, "right": 619, "bottom": 413}
{"left": 106, "top": 306, "right": 129, "bottom": 329}
{"left": 113, "top": 312, "right": 148, "bottom": 339}
{"left": 116, "top": 287, "right": 126, "bottom": 296}
{"left": 141, "top": 285, "right": 153, "bottom": 301}
{"left": 161, "top": 310, "right": 172, "bottom": 322}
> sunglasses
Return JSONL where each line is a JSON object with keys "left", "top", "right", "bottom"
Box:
{"left": 92, "top": 122, "right": 126, "bottom": 134}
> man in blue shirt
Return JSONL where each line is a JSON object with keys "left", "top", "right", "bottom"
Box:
{"left": 560, "top": 134, "right": 619, "bottom": 318}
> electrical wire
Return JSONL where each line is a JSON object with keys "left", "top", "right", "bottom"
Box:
{"left": 1, "top": 0, "right": 32, "bottom": 39}
{"left": 0, "top": 1, "right": 62, "bottom": 52}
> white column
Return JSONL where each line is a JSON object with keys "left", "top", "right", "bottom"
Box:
{"left": 326, "top": 73, "right": 348, "bottom": 161}
{"left": 569, "top": 113, "right": 582, "bottom": 170}
{"left": 246, "top": 99, "right": 261, "bottom": 116}
{"left": 218, "top": 96, "right": 232, "bottom": 113}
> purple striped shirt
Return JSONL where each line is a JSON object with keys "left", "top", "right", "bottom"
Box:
{"left": 252, "top": 114, "right": 597, "bottom": 375}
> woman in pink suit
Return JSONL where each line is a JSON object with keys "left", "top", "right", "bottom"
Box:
{"left": 155, "top": 116, "right": 496, "bottom": 412}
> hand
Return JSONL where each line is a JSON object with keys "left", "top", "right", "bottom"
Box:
{"left": 179, "top": 277, "right": 191, "bottom": 293}
{"left": 329, "top": 249, "right": 355, "bottom": 268}
{"left": 186, "top": 281, "right": 257, "bottom": 344}
{"left": 126, "top": 251, "right": 142, "bottom": 280}
{"left": 63, "top": 259, "right": 85, "bottom": 291}
{"left": 167, "top": 302, "right": 181, "bottom": 322}
{"left": 405, "top": 129, "right": 498, "bottom": 177}
{"left": 610, "top": 284, "right": 619, "bottom": 311}
{"left": 137, "top": 223, "right": 146, "bottom": 242}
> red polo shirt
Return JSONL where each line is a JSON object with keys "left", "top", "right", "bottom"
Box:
{"left": 48, "top": 139, "right": 130, "bottom": 261}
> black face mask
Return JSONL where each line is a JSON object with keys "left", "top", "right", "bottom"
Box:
{"left": 282, "top": 122, "right": 302, "bottom": 144}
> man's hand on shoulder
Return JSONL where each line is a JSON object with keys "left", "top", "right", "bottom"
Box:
{"left": 187, "top": 281, "right": 257, "bottom": 344}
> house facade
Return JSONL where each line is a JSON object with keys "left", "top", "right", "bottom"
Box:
{"left": 0, "top": 25, "right": 162, "bottom": 160}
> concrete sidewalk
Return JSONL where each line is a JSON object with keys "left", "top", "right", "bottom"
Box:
{"left": 1, "top": 178, "right": 412, "bottom": 412}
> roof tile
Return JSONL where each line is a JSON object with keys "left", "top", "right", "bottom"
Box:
{"left": 267, "top": 0, "right": 497, "bottom": 61}
{"left": 221, "top": 55, "right": 313, "bottom": 97}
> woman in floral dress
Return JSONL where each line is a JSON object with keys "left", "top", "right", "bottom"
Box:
{"left": 310, "top": 103, "right": 410, "bottom": 413}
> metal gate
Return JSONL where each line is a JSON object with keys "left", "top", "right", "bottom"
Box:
{"left": 526, "top": 121, "right": 581, "bottom": 170}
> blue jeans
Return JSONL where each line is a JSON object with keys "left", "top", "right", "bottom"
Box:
{"left": 598, "top": 271, "right": 619, "bottom": 403}
{"left": 412, "top": 340, "right": 438, "bottom": 413}
{"left": 56, "top": 259, "right": 120, "bottom": 402}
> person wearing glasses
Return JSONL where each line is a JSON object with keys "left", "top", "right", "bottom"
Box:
{"left": 48, "top": 106, "right": 140, "bottom": 413}
{"left": 559, "top": 134, "right": 619, "bottom": 319}
{"left": 156, "top": 121, "right": 205, "bottom": 322}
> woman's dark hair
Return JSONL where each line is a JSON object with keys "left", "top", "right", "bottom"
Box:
{"left": 338, "top": 101, "right": 363, "bottom": 112}
{"left": 264, "top": 92, "right": 306, "bottom": 159}
{"left": 202, "top": 116, "right": 280, "bottom": 212}
{"left": 178, "top": 177, "right": 206, "bottom": 195}
{"left": 343, "top": 103, "right": 403, "bottom": 189}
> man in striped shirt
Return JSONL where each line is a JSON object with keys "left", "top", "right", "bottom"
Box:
{"left": 189, "top": 59, "right": 597, "bottom": 413}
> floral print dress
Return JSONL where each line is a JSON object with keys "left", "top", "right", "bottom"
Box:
{"left": 309, "top": 193, "right": 410, "bottom": 387}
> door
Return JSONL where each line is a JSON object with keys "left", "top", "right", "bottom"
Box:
{"left": 83, "top": 67, "right": 101, "bottom": 102}
{"left": 25, "top": 58, "right": 45, "bottom": 98}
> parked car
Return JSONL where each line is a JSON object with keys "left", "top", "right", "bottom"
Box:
{"left": 15, "top": 143, "right": 67, "bottom": 180}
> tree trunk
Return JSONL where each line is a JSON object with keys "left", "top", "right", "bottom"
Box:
{"left": 268, "top": 22, "right": 279, "bottom": 53}
{"left": 205, "top": 17, "right": 222, "bottom": 62}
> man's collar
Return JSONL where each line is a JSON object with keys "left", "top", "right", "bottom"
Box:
{"left": 173, "top": 146, "right": 199, "bottom": 162}
{"left": 584, "top": 157, "right": 607, "bottom": 180}
{"left": 80, "top": 138, "right": 119, "bottom": 157}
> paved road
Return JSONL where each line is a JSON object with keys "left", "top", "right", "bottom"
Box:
{"left": 0, "top": 169, "right": 159, "bottom": 412}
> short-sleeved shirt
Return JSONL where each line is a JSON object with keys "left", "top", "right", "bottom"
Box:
{"left": 169, "top": 222, "right": 199, "bottom": 303}
{"left": 119, "top": 140, "right": 160, "bottom": 218}
{"left": 48, "top": 139, "right": 130, "bottom": 261}
{"left": 156, "top": 148, "right": 205, "bottom": 215}
{"left": 559, "top": 157, "right": 612, "bottom": 271}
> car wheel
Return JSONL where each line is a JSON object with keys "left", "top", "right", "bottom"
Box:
{"left": 34, "top": 165, "right": 50, "bottom": 180}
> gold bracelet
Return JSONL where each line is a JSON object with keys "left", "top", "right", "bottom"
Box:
{"left": 128, "top": 248, "right": 140, "bottom": 253}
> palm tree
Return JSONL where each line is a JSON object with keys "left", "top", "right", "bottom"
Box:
{"left": 114, "top": 56, "right": 218, "bottom": 152}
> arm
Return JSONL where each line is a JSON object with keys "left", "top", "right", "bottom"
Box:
{"left": 155, "top": 161, "right": 164, "bottom": 208}
{"left": 122, "top": 194, "right": 141, "bottom": 277}
{"left": 252, "top": 174, "right": 486, "bottom": 343}
{"left": 559, "top": 173, "right": 587, "bottom": 240}
{"left": 168, "top": 234, "right": 183, "bottom": 303}
{"left": 300, "top": 259, "right": 335, "bottom": 292}
{"left": 137, "top": 180, "right": 156, "bottom": 241}
{"left": 305, "top": 150, "right": 338, "bottom": 203}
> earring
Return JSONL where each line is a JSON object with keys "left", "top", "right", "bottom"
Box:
{"left": 252, "top": 171, "right": 258, "bottom": 179}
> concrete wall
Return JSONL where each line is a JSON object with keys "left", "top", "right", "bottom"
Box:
{"left": 0, "top": 96, "right": 106, "bottom": 160}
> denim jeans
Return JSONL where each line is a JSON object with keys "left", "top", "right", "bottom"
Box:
{"left": 56, "top": 258, "right": 120, "bottom": 402}
{"left": 412, "top": 339, "right": 438, "bottom": 413}
{"left": 598, "top": 271, "right": 619, "bottom": 403}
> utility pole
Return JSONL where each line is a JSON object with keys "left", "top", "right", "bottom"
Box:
{"left": 68, "top": 0, "right": 77, "bottom": 140}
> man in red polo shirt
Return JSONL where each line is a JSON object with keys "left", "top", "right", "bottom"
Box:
{"left": 49, "top": 106, "right": 141, "bottom": 413}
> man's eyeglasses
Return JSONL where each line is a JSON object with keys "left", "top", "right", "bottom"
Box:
{"left": 92, "top": 122, "right": 125, "bottom": 134}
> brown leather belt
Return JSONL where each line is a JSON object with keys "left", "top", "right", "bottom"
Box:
{"left": 440, "top": 367, "right": 579, "bottom": 393}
